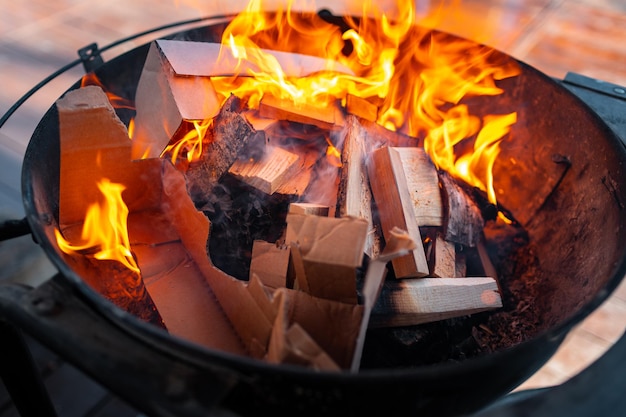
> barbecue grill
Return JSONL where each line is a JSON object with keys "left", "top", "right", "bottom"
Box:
{"left": 0, "top": 10, "right": 625, "bottom": 417}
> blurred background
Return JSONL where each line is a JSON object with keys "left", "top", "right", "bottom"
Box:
{"left": 0, "top": 0, "right": 625, "bottom": 415}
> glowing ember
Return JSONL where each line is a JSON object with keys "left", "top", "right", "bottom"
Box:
{"left": 55, "top": 178, "right": 139, "bottom": 274}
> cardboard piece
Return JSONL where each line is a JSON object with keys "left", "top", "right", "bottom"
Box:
{"left": 285, "top": 213, "right": 368, "bottom": 304}
{"left": 250, "top": 240, "right": 290, "bottom": 289}
{"left": 131, "top": 41, "right": 221, "bottom": 159}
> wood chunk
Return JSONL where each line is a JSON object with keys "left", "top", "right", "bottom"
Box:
{"left": 57, "top": 86, "right": 136, "bottom": 227}
{"left": 395, "top": 147, "right": 443, "bottom": 227}
{"left": 185, "top": 95, "right": 260, "bottom": 208}
{"left": 229, "top": 145, "right": 300, "bottom": 194}
{"left": 367, "top": 146, "right": 429, "bottom": 278}
{"left": 289, "top": 203, "right": 330, "bottom": 216}
{"left": 155, "top": 39, "right": 355, "bottom": 79}
{"left": 345, "top": 94, "right": 378, "bottom": 122}
{"left": 285, "top": 214, "right": 368, "bottom": 304}
{"left": 250, "top": 240, "right": 290, "bottom": 289}
{"left": 259, "top": 94, "right": 344, "bottom": 130}
{"left": 370, "top": 277, "right": 502, "bottom": 328}
{"left": 438, "top": 170, "right": 484, "bottom": 247}
{"left": 433, "top": 234, "right": 457, "bottom": 278}
{"left": 336, "top": 116, "right": 382, "bottom": 259}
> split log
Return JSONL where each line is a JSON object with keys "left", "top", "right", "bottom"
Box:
{"left": 433, "top": 234, "right": 457, "bottom": 278}
{"left": 370, "top": 277, "right": 502, "bottom": 328}
{"left": 185, "top": 95, "right": 262, "bottom": 209}
{"left": 57, "top": 86, "right": 139, "bottom": 227}
{"left": 249, "top": 240, "right": 290, "bottom": 289}
{"left": 438, "top": 170, "right": 484, "bottom": 247}
{"left": 367, "top": 146, "right": 429, "bottom": 278}
{"left": 284, "top": 213, "right": 368, "bottom": 304}
{"left": 259, "top": 94, "right": 345, "bottom": 130}
{"left": 345, "top": 94, "right": 378, "bottom": 122}
{"left": 395, "top": 147, "right": 443, "bottom": 227}
{"left": 228, "top": 145, "right": 300, "bottom": 194}
{"left": 336, "top": 115, "right": 382, "bottom": 259}
{"left": 289, "top": 203, "right": 329, "bottom": 217}
{"left": 154, "top": 39, "right": 355, "bottom": 78}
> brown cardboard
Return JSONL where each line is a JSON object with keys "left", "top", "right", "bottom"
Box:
{"left": 249, "top": 240, "right": 290, "bottom": 289}
{"left": 285, "top": 213, "right": 368, "bottom": 304}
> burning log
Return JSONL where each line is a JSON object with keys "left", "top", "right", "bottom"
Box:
{"left": 336, "top": 116, "right": 382, "bottom": 259}
{"left": 185, "top": 95, "right": 262, "bottom": 209}
{"left": 370, "top": 277, "right": 502, "bottom": 328}
{"left": 228, "top": 145, "right": 300, "bottom": 194}
{"left": 438, "top": 170, "right": 485, "bottom": 247}
{"left": 259, "top": 94, "right": 345, "bottom": 130}
{"left": 345, "top": 94, "right": 378, "bottom": 122}
{"left": 288, "top": 202, "right": 329, "bottom": 217}
{"left": 367, "top": 146, "right": 429, "bottom": 278}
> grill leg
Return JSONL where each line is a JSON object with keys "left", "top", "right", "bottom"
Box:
{"left": 0, "top": 321, "right": 57, "bottom": 417}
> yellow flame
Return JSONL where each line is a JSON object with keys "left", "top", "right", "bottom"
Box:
{"left": 161, "top": 119, "right": 212, "bottom": 163}
{"left": 166, "top": 0, "right": 521, "bottom": 209}
{"left": 55, "top": 178, "right": 139, "bottom": 274}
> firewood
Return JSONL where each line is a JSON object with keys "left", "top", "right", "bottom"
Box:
{"left": 395, "top": 147, "right": 443, "bottom": 227}
{"left": 433, "top": 234, "right": 457, "bottom": 278}
{"left": 185, "top": 95, "right": 261, "bottom": 209}
{"left": 369, "top": 277, "right": 502, "bottom": 328}
{"left": 289, "top": 202, "right": 330, "bottom": 217}
{"left": 336, "top": 115, "right": 382, "bottom": 259}
{"left": 284, "top": 213, "right": 368, "bottom": 304}
{"left": 438, "top": 170, "right": 484, "bottom": 247}
{"left": 57, "top": 86, "right": 138, "bottom": 227}
{"left": 154, "top": 39, "right": 355, "bottom": 79}
{"left": 259, "top": 94, "right": 345, "bottom": 130}
{"left": 250, "top": 240, "right": 290, "bottom": 289}
{"left": 228, "top": 145, "right": 300, "bottom": 194}
{"left": 367, "top": 146, "right": 429, "bottom": 278}
{"left": 345, "top": 94, "right": 378, "bottom": 122}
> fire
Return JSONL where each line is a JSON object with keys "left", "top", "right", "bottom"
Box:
{"left": 55, "top": 178, "right": 139, "bottom": 274}
{"left": 161, "top": 0, "right": 520, "bottom": 208}
{"left": 161, "top": 119, "right": 212, "bottom": 163}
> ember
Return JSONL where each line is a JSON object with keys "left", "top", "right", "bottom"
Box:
{"left": 51, "top": 0, "right": 540, "bottom": 371}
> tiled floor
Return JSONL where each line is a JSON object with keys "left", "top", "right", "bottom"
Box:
{"left": 0, "top": 0, "right": 625, "bottom": 415}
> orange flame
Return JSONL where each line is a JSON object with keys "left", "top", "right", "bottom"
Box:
{"left": 55, "top": 178, "right": 139, "bottom": 274}
{"left": 167, "top": 0, "right": 520, "bottom": 209}
{"left": 161, "top": 119, "right": 212, "bottom": 164}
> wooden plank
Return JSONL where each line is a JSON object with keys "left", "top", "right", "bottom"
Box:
{"left": 259, "top": 94, "right": 345, "bottom": 130}
{"left": 336, "top": 115, "right": 381, "bottom": 259}
{"left": 438, "top": 170, "right": 484, "bottom": 247}
{"left": 395, "top": 147, "right": 443, "bottom": 227}
{"left": 370, "top": 277, "right": 502, "bottom": 328}
{"left": 345, "top": 94, "right": 378, "bottom": 122}
{"left": 433, "top": 234, "right": 457, "bottom": 278}
{"left": 367, "top": 146, "right": 429, "bottom": 278}
{"left": 228, "top": 145, "right": 300, "bottom": 194}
